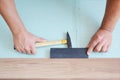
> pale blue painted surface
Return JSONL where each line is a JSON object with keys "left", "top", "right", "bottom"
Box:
{"left": 0, "top": 0, "right": 120, "bottom": 58}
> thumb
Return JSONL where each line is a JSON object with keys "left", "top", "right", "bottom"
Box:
{"left": 36, "top": 38, "right": 47, "bottom": 43}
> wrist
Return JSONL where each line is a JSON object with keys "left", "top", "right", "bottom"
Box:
{"left": 12, "top": 28, "right": 28, "bottom": 37}
{"left": 99, "top": 27, "right": 113, "bottom": 33}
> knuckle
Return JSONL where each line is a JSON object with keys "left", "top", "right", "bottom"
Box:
{"left": 104, "top": 48, "right": 108, "bottom": 52}
{"left": 32, "top": 51, "right": 36, "bottom": 54}
{"left": 92, "top": 40, "right": 98, "bottom": 46}
{"left": 24, "top": 47, "right": 31, "bottom": 53}
{"left": 96, "top": 35, "right": 102, "bottom": 40}
{"left": 101, "top": 49, "right": 106, "bottom": 52}
{"left": 24, "top": 47, "right": 29, "bottom": 51}
{"left": 16, "top": 49, "right": 20, "bottom": 52}
{"left": 88, "top": 47, "right": 93, "bottom": 52}
{"left": 94, "top": 48, "right": 100, "bottom": 52}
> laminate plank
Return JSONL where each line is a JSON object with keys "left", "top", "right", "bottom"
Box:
{"left": 0, "top": 59, "right": 120, "bottom": 79}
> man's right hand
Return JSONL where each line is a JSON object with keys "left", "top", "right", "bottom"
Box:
{"left": 13, "top": 31, "right": 47, "bottom": 54}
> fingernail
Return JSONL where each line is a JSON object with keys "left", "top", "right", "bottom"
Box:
{"left": 87, "top": 52, "right": 90, "bottom": 55}
{"left": 87, "top": 51, "right": 91, "bottom": 55}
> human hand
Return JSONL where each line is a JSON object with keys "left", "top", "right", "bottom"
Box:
{"left": 13, "top": 31, "right": 47, "bottom": 54}
{"left": 87, "top": 28, "right": 112, "bottom": 55}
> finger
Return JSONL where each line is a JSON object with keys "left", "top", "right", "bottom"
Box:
{"left": 30, "top": 45, "right": 36, "bottom": 54}
{"left": 16, "top": 48, "right": 22, "bottom": 53}
{"left": 87, "top": 40, "right": 99, "bottom": 55}
{"left": 101, "top": 44, "right": 108, "bottom": 52}
{"left": 94, "top": 42, "right": 104, "bottom": 52}
{"left": 87, "top": 45, "right": 94, "bottom": 55}
{"left": 88, "top": 36, "right": 96, "bottom": 47}
{"left": 15, "top": 47, "right": 25, "bottom": 53}
{"left": 21, "top": 48, "right": 26, "bottom": 54}
{"left": 15, "top": 45, "right": 26, "bottom": 54}
{"left": 24, "top": 47, "right": 31, "bottom": 54}
{"left": 107, "top": 44, "right": 110, "bottom": 51}
{"left": 104, "top": 43, "right": 111, "bottom": 52}
{"left": 87, "top": 40, "right": 92, "bottom": 48}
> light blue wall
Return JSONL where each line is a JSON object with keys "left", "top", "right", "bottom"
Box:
{"left": 0, "top": 0, "right": 120, "bottom": 58}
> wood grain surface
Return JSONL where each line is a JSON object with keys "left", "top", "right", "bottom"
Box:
{"left": 0, "top": 59, "right": 120, "bottom": 80}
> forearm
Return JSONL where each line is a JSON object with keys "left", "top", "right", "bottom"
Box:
{"left": 0, "top": 0, "right": 27, "bottom": 35}
{"left": 100, "top": 0, "right": 120, "bottom": 32}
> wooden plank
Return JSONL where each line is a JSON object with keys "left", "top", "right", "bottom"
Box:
{"left": 0, "top": 59, "right": 120, "bottom": 80}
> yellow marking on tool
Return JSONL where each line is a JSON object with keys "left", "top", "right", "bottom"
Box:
{"left": 61, "top": 39, "right": 67, "bottom": 44}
